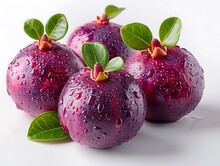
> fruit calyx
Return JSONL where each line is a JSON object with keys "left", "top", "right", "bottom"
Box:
{"left": 91, "top": 63, "right": 108, "bottom": 81}
{"left": 38, "top": 34, "right": 52, "bottom": 50}
{"left": 97, "top": 14, "right": 109, "bottom": 24}
{"left": 82, "top": 42, "right": 124, "bottom": 82}
{"left": 24, "top": 13, "right": 68, "bottom": 50}
{"left": 148, "top": 38, "right": 167, "bottom": 58}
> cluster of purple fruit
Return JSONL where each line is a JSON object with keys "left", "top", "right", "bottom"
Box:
{"left": 6, "top": 5, "right": 204, "bottom": 148}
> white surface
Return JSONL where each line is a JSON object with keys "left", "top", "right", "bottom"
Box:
{"left": 0, "top": 0, "right": 220, "bottom": 166}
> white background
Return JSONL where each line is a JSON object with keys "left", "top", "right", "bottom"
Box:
{"left": 0, "top": 0, "right": 220, "bottom": 166}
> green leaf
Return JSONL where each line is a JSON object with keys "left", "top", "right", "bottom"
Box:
{"left": 120, "top": 23, "right": 153, "bottom": 50}
{"left": 105, "top": 5, "right": 125, "bottom": 19}
{"left": 27, "top": 112, "right": 70, "bottom": 142}
{"left": 82, "top": 42, "right": 109, "bottom": 69}
{"left": 159, "top": 17, "right": 182, "bottom": 47}
{"left": 45, "top": 13, "right": 68, "bottom": 41}
{"left": 24, "top": 19, "right": 44, "bottom": 40}
{"left": 104, "top": 57, "right": 124, "bottom": 73}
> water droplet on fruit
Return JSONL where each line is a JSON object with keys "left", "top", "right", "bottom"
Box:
{"left": 26, "top": 59, "right": 30, "bottom": 65}
{"left": 91, "top": 89, "right": 96, "bottom": 95}
{"left": 97, "top": 103, "right": 104, "bottom": 113}
{"left": 69, "top": 89, "right": 76, "bottom": 96}
{"left": 94, "top": 126, "right": 102, "bottom": 130}
{"left": 88, "top": 96, "right": 96, "bottom": 106}
{"left": 31, "top": 62, "right": 37, "bottom": 68}
{"left": 72, "top": 111, "right": 75, "bottom": 115}
{"left": 115, "top": 118, "right": 123, "bottom": 128}
{"left": 75, "top": 92, "right": 82, "bottom": 100}
{"left": 32, "top": 69, "right": 39, "bottom": 76}
{"left": 133, "top": 91, "right": 141, "bottom": 99}
{"left": 16, "top": 75, "right": 20, "bottom": 80}
{"left": 15, "top": 62, "right": 20, "bottom": 67}
{"left": 102, "top": 132, "right": 107, "bottom": 137}
{"left": 105, "top": 113, "right": 111, "bottom": 121}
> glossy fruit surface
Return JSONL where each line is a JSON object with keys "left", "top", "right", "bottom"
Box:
{"left": 67, "top": 21, "right": 134, "bottom": 61}
{"left": 7, "top": 41, "right": 84, "bottom": 117}
{"left": 58, "top": 68, "right": 146, "bottom": 148}
{"left": 125, "top": 46, "right": 204, "bottom": 122}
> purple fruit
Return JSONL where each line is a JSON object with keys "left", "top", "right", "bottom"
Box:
{"left": 125, "top": 43, "right": 204, "bottom": 122}
{"left": 58, "top": 42, "right": 146, "bottom": 148}
{"left": 67, "top": 5, "right": 134, "bottom": 61}
{"left": 6, "top": 14, "right": 85, "bottom": 117}
{"left": 121, "top": 18, "right": 205, "bottom": 122}
{"left": 7, "top": 41, "right": 84, "bottom": 117}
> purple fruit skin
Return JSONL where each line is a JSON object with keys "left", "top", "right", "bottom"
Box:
{"left": 124, "top": 46, "right": 205, "bottom": 122}
{"left": 7, "top": 41, "right": 85, "bottom": 117}
{"left": 67, "top": 21, "right": 134, "bottom": 60}
{"left": 58, "top": 68, "right": 146, "bottom": 148}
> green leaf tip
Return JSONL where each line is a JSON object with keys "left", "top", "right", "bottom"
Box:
{"left": 46, "top": 13, "right": 68, "bottom": 41}
{"left": 27, "top": 112, "right": 70, "bottom": 142}
{"left": 82, "top": 42, "right": 109, "bottom": 69}
{"left": 24, "top": 19, "right": 44, "bottom": 40}
{"left": 120, "top": 23, "right": 153, "bottom": 50}
{"left": 105, "top": 5, "right": 125, "bottom": 19}
{"left": 159, "top": 17, "right": 182, "bottom": 47}
{"left": 104, "top": 56, "right": 124, "bottom": 73}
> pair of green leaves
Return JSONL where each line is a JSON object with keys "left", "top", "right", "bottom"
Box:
{"left": 120, "top": 17, "right": 182, "bottom": 50}
{"left": 82, "top": 42, "right": 124, "bottom": 73}
{"left": 24, "top": 13, "right": 68, "bottom": 41}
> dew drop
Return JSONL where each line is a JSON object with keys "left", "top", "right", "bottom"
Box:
{"left": 69, "top": 89, "right": 76, "bottom": 96}
{"left": 15, "top": 62, "right": 20, "bottom": 67}
{"left": 32, "top": 69, "right": 39, "bottom": 76}
{"left": 16, "top": 75, "right": 20, "bottom": 80}
{"left": 102, "top": 132, "right": 107, "bottom": 137}
{"left": 97, "top": 103, "right": 104, "bottom": 113}
{"left": 115, "top": 118, "right": 123, "bottom": 128}
{"left": 94, "top": 126, "right": 102, "bottom": 130}
{"left": 31, "top": 62, "right": 37, "bottom": 68}
{"left": 133, "top": 91, "right": 141, "bottom": 99}
{"left": 74, "top": 92, "right": 82, "bottom": 100}
{"left": 88, "top": 96, "right": 96, "bottom": 106}
{"left": 26, "top": 59, "right": 30, "bottom": 65}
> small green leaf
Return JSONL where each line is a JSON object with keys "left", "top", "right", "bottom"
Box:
{"left": 82, "top": 42, "right": 109, "bottom": 69}
{"left": 159, "top": 17, "right": 182, "bottom": 47}
{"left": 24, "top": 19, "right": 44, "bottom": 40}
{"left": 120, "top": 23, "right": 153, "bottom": 50}
{"left": 105, "top": 5, "right": 125, "bottom": 19}
{"left": 28, "top": 112, "right": 70, "bottom": 142}
{"left": 104, "top": 57, "right": 124, "bottom": 73}
{"left": 45, "top": 13, "right": 68, "bottom": 41}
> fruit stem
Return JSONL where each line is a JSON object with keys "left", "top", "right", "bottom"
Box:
{"left": 148, "top": 38, "right": 167, "bottom": 58}
{"left": 38, "top": 34, "right": 53, "bottom": 50}
{"left": 96, "top": 14, "right": 109, "bottom": 24}
{"left": 90, "top": 63, "right": 108, "bottom": 81}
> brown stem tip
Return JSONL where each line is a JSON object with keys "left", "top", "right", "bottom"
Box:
{"left": 148, "top": 38, "right": 167, "bottom": 58}
{"left": 38, "top": 34, "right": 52, "bottom": 50}
{"left": 96, "top": 14, "right": 109, "bottom": 24}
{"left": 90, "top": 63, "right": 108, "bottom": 81}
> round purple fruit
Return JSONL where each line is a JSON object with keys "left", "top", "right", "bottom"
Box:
{"left": 121, "top": 17, "right": 205, "bottom": 122}
{"left": 7, "top": 14, "right": 84, "bottom": 117}
{"left": 58, "top": 42, "right": 146, "bottom": 148}
{"left": 67, "top": 5, "right": 134, "bottom": 61}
